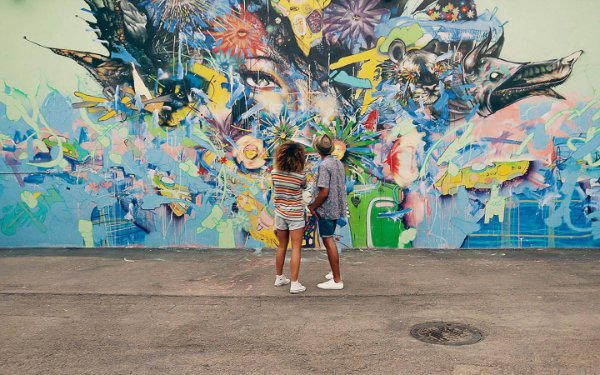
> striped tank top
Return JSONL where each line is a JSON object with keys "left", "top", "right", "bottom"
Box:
{"left": 271, "top": 169, "right": 306, "bottom": 221}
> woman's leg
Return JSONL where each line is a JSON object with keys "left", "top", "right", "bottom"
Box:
{"left": 289, "top": 227, "right": 304, "bottom": 281}
{"left": 275, "top": 229, "right": 290, "bottom": 276}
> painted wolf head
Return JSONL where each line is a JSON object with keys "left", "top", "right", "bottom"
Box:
{"left": 459, "top": 33, "right": 583, "bottom": 118}
{"left": 379, "top": 32, "right": 582, "bottom": 123}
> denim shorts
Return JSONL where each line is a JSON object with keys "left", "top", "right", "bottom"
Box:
{"left": 318, "top": 219, "right": 337, "bottom": 238}
{"left": 275, "top": 215, "right": 305, "bottom": 231}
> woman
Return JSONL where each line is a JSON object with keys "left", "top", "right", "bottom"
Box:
{"left": 271, "top": 142, "right": 307, "bottom": 294}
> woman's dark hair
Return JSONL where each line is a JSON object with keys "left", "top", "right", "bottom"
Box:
{"left": 274, "top": 142, "right": 306, "bottom": 173}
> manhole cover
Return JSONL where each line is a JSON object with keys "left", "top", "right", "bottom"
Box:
{"left": 410, "top": 322, "right": 484, "bottom": 346}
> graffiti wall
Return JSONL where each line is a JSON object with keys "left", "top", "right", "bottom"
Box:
{"left": 0, "top": 0, "right": 598, "bottom": 248}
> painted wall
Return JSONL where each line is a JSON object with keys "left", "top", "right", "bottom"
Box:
{"left": 0, "top": 0, "right": 598, "bottom": 249}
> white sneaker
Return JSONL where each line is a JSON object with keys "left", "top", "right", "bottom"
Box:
{"left": 274, "top": 275, "right": 290, "bottom": 287}
{"left": 317, "top": 279, "right": 344, "bottom": 290}
{"left": 325, "top": 271, "right": 333, "bottom": 280}
{"left": 290, "top": 281, "right": 306, "bottom": 294}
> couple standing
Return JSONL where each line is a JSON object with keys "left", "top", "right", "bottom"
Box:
{"left": 272, "top": 134, "right": 346, "bottom": 294}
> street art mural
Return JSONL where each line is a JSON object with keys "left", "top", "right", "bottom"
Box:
{"left": 0, "top": 0, "right": 599, "bottom": 248}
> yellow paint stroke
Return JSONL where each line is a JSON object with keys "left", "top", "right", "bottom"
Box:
{"left": 189, "top": 63, "right": 229, "bottom": 113}
{"left": 435, "top": 161, "right": 530, "bottom": 195}
{"left": 74, "top": 89, "right": 137, "bottom": 122}
{"left": 152, "top": 173, "right": 192, "bottom": 217}
{"left": 236, "top": 191, "right": 278, "bottom": 248}
{"left": 165, "top": 106, "right": 193, "bottom": 127}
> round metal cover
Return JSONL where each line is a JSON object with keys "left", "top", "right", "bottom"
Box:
{"left": 410, "top": 322, "right": 484, "bottom": 346}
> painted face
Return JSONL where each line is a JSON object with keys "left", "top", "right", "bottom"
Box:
{"left": 331, "top": 139, "right": 347, "bottom": 160}
{"left": 241, "top": 56, "right": 292, "bottom": 115}
{"left": 239, "top": 53, "right": 340, "bottom": 125}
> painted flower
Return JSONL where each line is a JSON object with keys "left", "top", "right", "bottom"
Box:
{"left": 210, "top": 10, "right": 267, "bottom": 58}
{"left": 231, "top": 211, "right": 251, "bottom": 231}
{"left": 142, "top": 0, "right": 227, "bottom": 32}
{"left": 261, "top": 107, "right": 311, "bottom": 152}
{"left": 428, "top": 0, "right": 477, "bottom": 21}
{"left": 264, "top": 120, "right": 297, "bottom": 150}
{"left": 311, "top": 117, "right": 379, "bottom": 179}
{"left": 429, "top": 11, "right": 441, "bottom": 20}
{"left": 399, "top": 67, "right": 421, "bottom": 84}
{"left": 442, "top": 3, "right": 454, "bottom": 12}
{"left": 207, "top": 51, "right": 243, "bottom": 74}
{"left": 233, "top": 135, "right": 267, "bottom": 170}
{"left": 324, "top": 0, "right": 388, "bottom": 48}
{"left": 331, "top": 139, "right": 347, "bottom": 161}
{"left": 384, "top": 130, "right": 424, "bottom": 188}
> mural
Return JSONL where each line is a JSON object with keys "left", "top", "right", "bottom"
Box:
{"left": 0, "top": 0, "right": 599, "bottom": 248}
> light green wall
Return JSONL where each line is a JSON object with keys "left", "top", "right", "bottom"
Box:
{"left": 0, "top": 0, "right": 103, "bottom": 94}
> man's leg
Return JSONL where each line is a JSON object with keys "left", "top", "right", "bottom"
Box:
{"left": 322, "top": 236, "right": 341, "bottom": 283}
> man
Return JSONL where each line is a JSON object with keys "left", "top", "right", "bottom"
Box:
{"left": 308, "top": 134, "right": 347, "bottom": 290}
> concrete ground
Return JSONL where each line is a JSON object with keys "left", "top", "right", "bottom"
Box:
{"left": 0, "top": 248, "right": 599, "bottom": 375}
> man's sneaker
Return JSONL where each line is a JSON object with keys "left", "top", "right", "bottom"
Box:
{"left": 317, "top": 279, "right": 344, "bottom": 290}
{"left": 290, "top": 281, "right": 306, "bottom": 294}
{"left": 325, "top": 271, "right": 333, "bottom": 280}
{"left": 274, "top": 275, "right": 290, "bottom": 287}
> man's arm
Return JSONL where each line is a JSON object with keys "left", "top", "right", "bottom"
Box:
{"left": 308, "top": 188, "right": 329, "bottom": 219}
{"left": 309, "top": 164, "right": 331, "bottom": 219}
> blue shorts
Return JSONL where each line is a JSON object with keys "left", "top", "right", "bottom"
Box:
{"left": 318, "top": 219, "right": 337, "bottom": 238}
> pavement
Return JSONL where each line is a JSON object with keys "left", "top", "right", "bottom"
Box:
{"left": 0, "top": 247, "right": 599, "bottom": 375}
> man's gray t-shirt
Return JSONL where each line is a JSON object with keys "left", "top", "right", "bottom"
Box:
{"left": 314, "top": 155, "right": 347, "bottom": 220}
